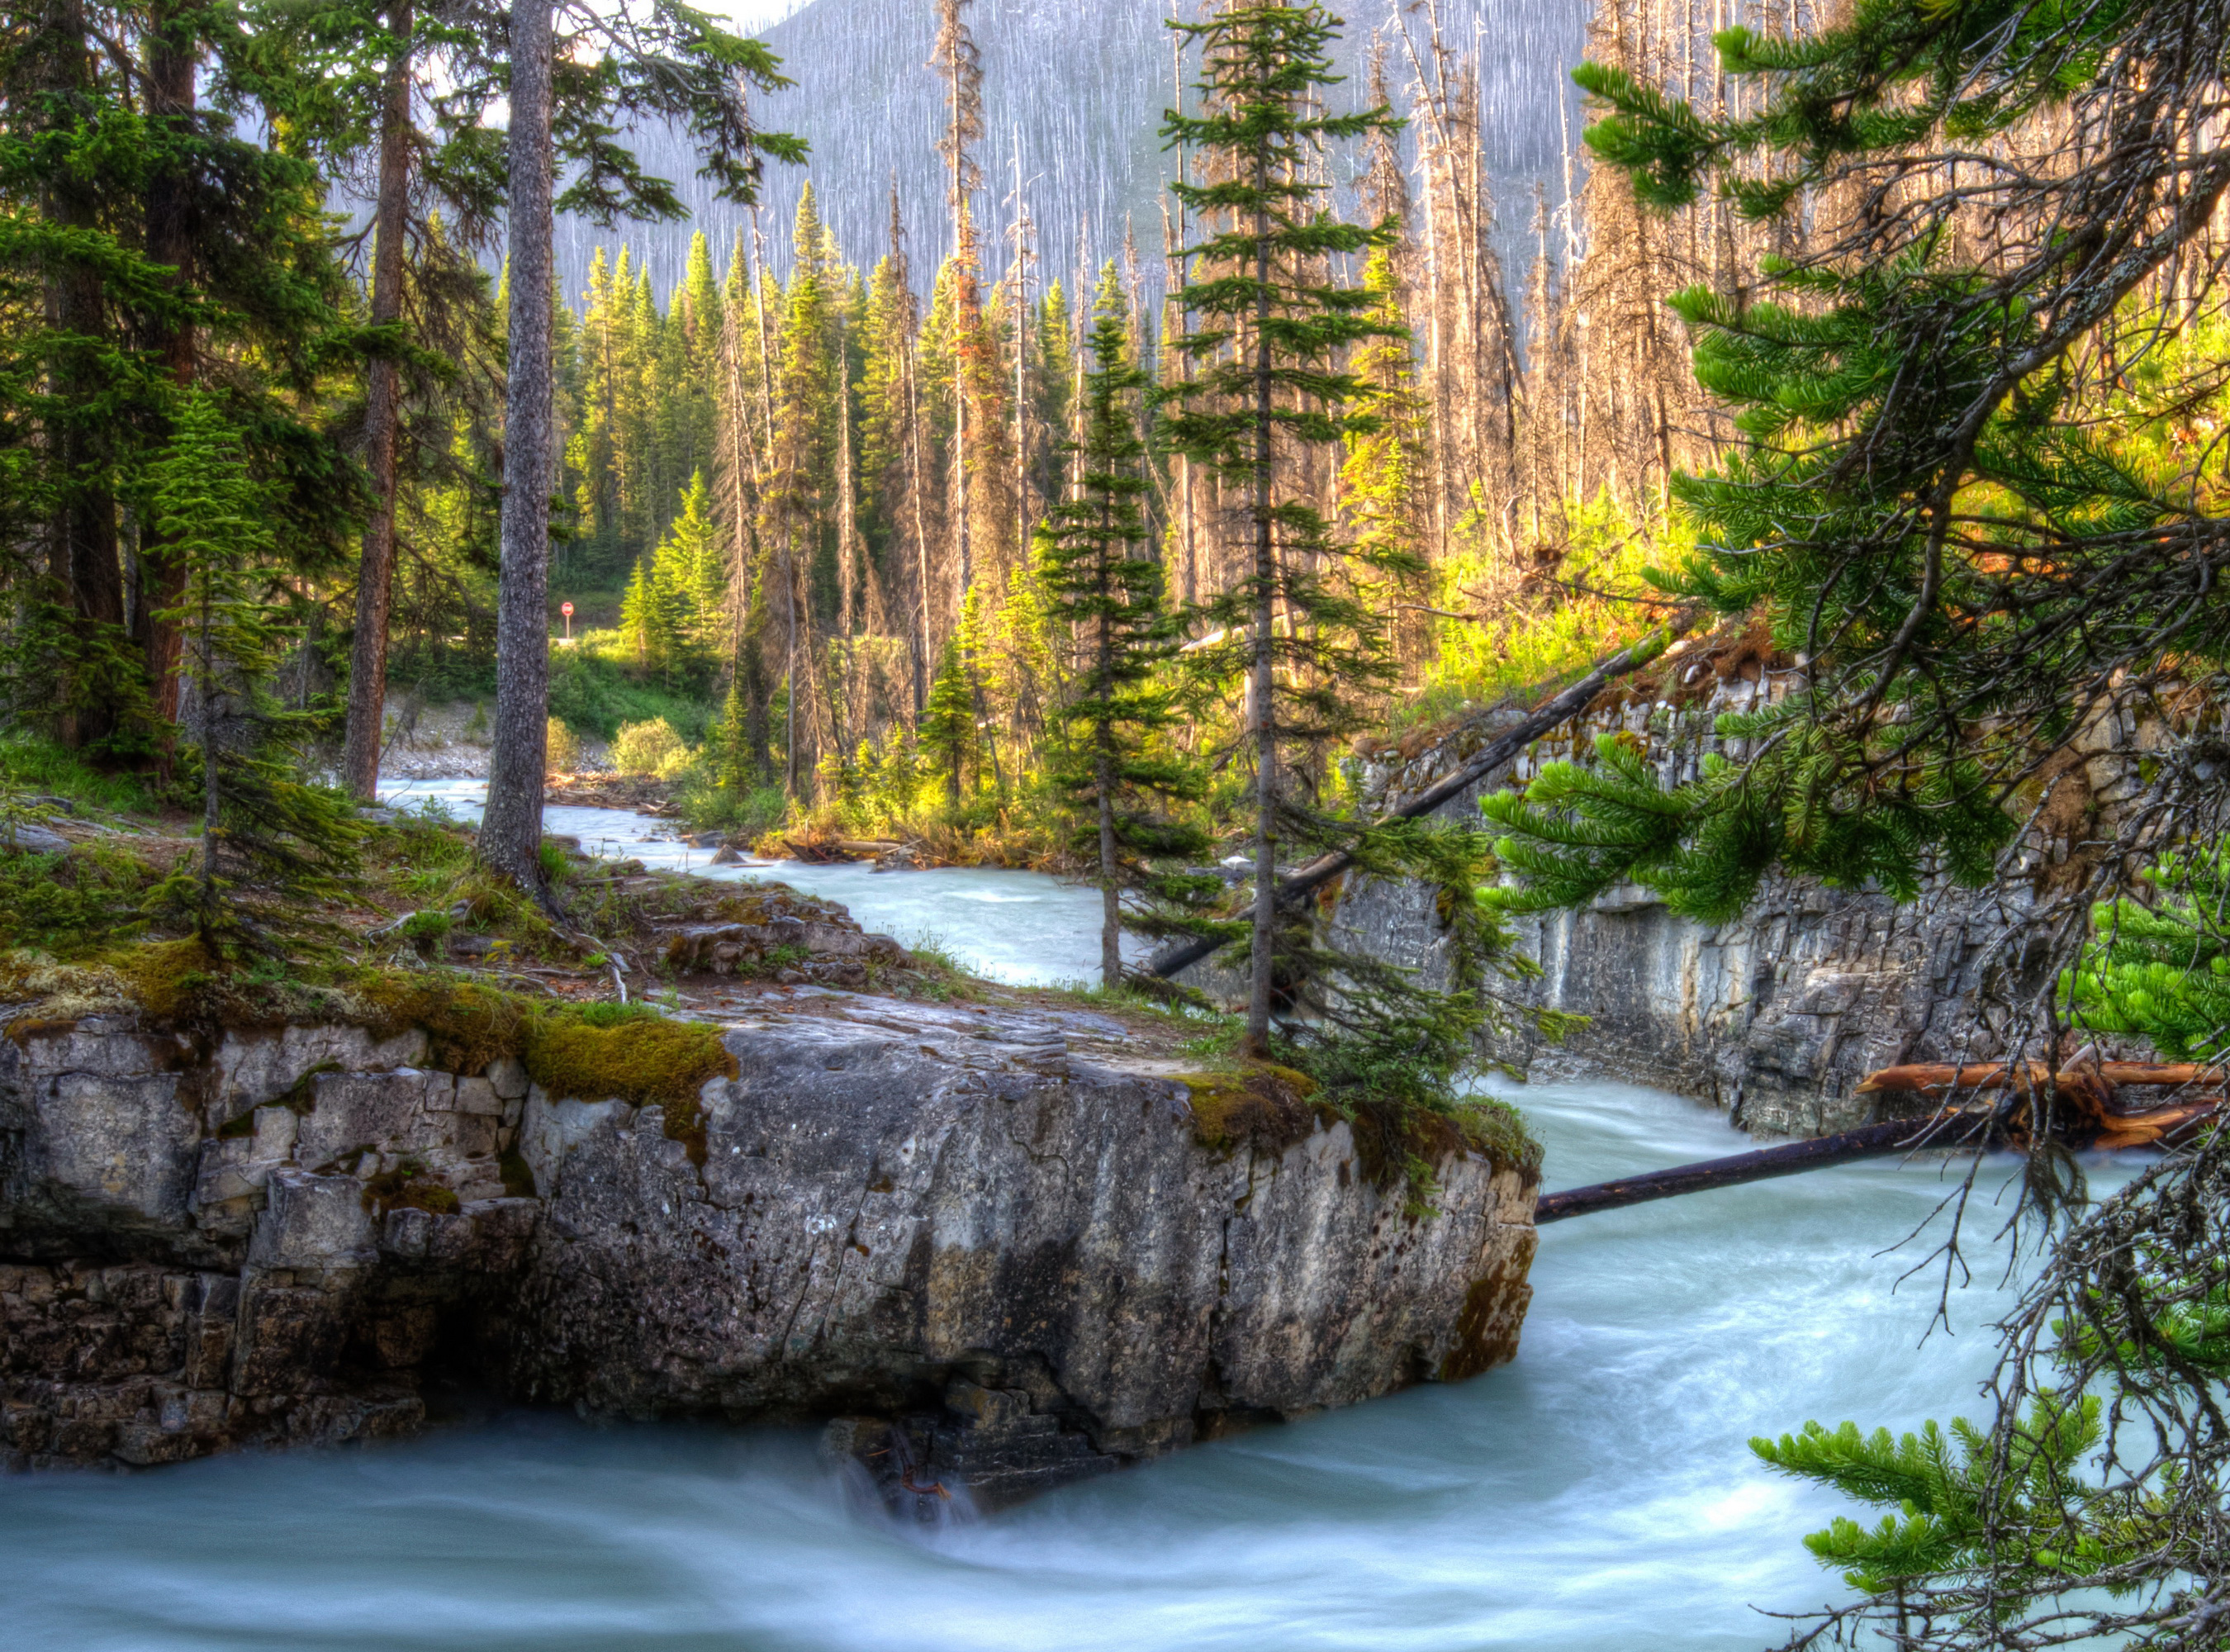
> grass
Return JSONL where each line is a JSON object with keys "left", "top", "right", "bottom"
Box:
{"left": 548, "top": 629, "right": 716, "bottom": 743}
{"left": 0, "top": 733, "right": 161, "bottom": 818}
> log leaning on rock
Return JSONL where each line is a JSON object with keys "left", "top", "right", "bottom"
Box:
{"left": 1536, "top": 1062, "right": 2226, "bottom": 1222}
{"left": 1145, "top": 611, "right": 1703, "bottom": 981}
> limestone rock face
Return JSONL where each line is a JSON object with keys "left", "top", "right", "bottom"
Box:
{"left": 0, "top": 995, "right": 1537, "bottom": 1501}
{"left": 1318, "top": 656, "right": 2159, "bottom": 1138}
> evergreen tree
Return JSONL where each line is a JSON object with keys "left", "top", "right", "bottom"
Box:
{"left": 919, "top": 633, "right": 980, "bottom": 812}
{"left": 1485, "top": 0, "right": 2230, "bottom": 923}
{"left": 1160, "top": 0, "right": 1421, "bottom": 1053}
{"left": 144, "top": 394, "right": 359, "bottom": 948}
{"left": 1038, "top": 266, "right": 1208, "bottom": 988}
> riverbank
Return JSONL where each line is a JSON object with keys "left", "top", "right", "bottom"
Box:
{"left": 0, "top": 1075, "right": 2109, "bottom": 1650}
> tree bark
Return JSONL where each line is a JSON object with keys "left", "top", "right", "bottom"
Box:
{"left": 477, "top": 0, "right": 553, "bottom": 886}
{"left": 140, "top": 0, "right": 198, "bottom": 751}
{"left": 1245, "top": 152, "right": 1277, "bottom": 1056}
{"left": 342, "top": 0, "right": 414, "bottom": 802}
{"left": 37, "top": 0, "right": 122, "bottom": 749}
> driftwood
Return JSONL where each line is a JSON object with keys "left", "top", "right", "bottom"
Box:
{"left": 1856, "top": 1061, "right": 2223, "bottom": 1151}
{"left": 1535, "top": 1062, "right": 2225, "bottom": 1222}
{"left": 1145, "top": 611, "right": 1702, "bottom": 980}
{"left": 1535, "top": 1115, "right": 1997, "bottom": 1224}
{"left": 1855, "top": 1061, "right": 2225, "bottom": 1094}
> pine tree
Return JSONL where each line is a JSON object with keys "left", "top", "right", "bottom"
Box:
{"left": 1038, "top": 265, "right": 1208, "bottom": 988}
{"left": 1483, "top": 0, "right": 2230, "bottom": 923}
{"left": 1160, "top": 0, "right": 1421, "bottom": 1054}
{"left": 144, "top": 394, "right": 359, "bottom": 949}
{"left": 919, "top": 634, "right": 978, "bottom": 812}
{"left": 2063, "top": 848, "right": 2230, "bottom": 1061}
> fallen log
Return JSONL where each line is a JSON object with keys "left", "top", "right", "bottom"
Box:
{"left": 1535, "top": 1113, "right": 1997, "bottom": 1224}
{"left": 1856, "top": 1061, "right": 2225, "bottom": 1094}
{"left": 1146, "top": 609, "right": 1703, "bottom": 980}
{"left": 1535, "top": 1094, "right": 2224, "bottom": 1223}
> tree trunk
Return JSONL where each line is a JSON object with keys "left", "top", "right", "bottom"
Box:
{"left": 1245, "top": 171, "right": 1277, "bottom": 1056}
{"left": 477, "top": 0, "right": 553, "bottom": 886}
{"left": 1533, "top": 1116, "right": 1994, "bottom": 1224}
{"left": 140, "top": 0, "right": 198, "bottom": 755}
{"left": 341, "top": 0, "right": 414, "bottom": 801}
{"left": 38, "top": 0, "right": 122, "bottom": 749}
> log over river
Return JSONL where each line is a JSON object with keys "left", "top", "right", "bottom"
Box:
{"left": 0, "top": 781, "right": 2140, "bottom": 1650}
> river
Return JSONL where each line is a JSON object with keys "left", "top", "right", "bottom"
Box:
{"left": 0, "top": 785, "right": 2115, "bottom": 1650}
{"left": 371, "top": 776, "right": 1139, "bottom": 987}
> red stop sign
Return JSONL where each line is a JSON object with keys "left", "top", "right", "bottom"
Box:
{"left": 561, "top": 602, "right": 573, "bottom": 617}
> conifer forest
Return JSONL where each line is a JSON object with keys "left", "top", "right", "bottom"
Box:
{"left": 12, "top": 0, "right": 2230, "bottom": 1645}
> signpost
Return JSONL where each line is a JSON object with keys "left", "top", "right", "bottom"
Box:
{"left": 560, "top": 601, "right": 573, "bottom": 642}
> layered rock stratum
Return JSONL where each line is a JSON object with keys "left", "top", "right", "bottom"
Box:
{"left": 0, "top": 982, "right": 1537, "bottom": 1503}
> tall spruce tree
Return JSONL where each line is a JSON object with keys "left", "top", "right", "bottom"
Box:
{"left": 1159, "top": 0, "right": 1421, "bottom": 1053}
{"left": 1038, "top": 265, "right": 1208, "bottom": 988}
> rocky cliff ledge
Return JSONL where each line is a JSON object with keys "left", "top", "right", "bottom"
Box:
{"left": 0, "top": 985, "right": 1536, "bottom": 1501}
{"left": 1325, "top": 630, "right": 2147, "bottom": 1137}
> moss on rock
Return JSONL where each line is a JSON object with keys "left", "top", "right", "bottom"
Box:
{"left": 522, "top": 1003, "right": 738, "bottom": 1165}
{"left": 1179, "top": 1065, "right": 1332, "bottom": 1156}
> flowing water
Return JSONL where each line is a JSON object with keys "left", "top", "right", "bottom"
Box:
{"left": 0, "top": 784, "right": 2126, "bottom": 1650}
{"left": 372, "top": 776, "right": 1133, "bottom": 987}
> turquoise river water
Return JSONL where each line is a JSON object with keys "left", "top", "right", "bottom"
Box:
{"left": 0, "top": 781, "right": 2113, "bottom": 1650}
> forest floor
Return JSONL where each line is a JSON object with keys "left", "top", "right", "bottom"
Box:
{"left": 0, "top": 757, "right": 1207, "bottom": 1049}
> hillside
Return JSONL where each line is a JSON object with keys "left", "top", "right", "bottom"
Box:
{"left": 558, "top": 0, "right": 1590, "bottom": 300}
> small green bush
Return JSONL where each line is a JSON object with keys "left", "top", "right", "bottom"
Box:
{"left": 545, "top": 718, "right": 581, "bottom": 773}
{"left": 611, "top": 718, "right": 690, "bottom": 778}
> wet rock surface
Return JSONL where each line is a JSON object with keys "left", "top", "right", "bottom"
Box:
{"left": 0, "top": 992, "right": 1536, "bottom": 1501}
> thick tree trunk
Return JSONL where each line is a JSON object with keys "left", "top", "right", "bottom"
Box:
{"left": 342, "top": 2, "right": 415, "bottom": 801}
{"left": 38, "top": 0, "right": 122, "bottom": 749}
{"left": 141, "top": 0, "right": 198, "bottom": 751}
{"left": 477, "top": 0, "right": 553, "bottom": 886}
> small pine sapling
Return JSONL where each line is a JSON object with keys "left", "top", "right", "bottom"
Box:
{"left": 144, "top": 393, "right": 361, "bottom": 952}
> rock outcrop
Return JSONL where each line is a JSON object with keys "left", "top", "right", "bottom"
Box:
{"left": 1320, "top": 643, "right": 2149, "bottom": 1137}
{"left": 0, "top": 991, "right": 1536, "bottom": 1500}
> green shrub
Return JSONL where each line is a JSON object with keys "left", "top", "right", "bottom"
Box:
{"left": 545, "top": 718, "right": 581, "bottom": 773}
{"left": 610, "top": 718, "right": 690, "bottom": 778}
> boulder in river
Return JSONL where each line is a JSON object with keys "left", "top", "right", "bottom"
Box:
{"left": 0, "top": 989, "right": 1538, "bottom": 1500}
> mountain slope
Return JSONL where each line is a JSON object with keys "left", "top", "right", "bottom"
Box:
{"left": 557, "top": 0, "right": 1588, "bottom": 304}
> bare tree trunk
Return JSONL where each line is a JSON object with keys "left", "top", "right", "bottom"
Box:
{"left": 342, "top": 0, "right": 414, "bottom": 801}
{"left": 477, "top": 0, "right": 553, "bottom": 886}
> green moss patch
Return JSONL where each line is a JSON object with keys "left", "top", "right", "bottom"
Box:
{"left": 344, "top": 971, "right": 529, "bottom": 1074}
{"left": 522, "top": 1002, "right": 737, "bottom": 1165}
{"left": 1180, "top": 1064, "right": 1334, "bottom": 1156}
